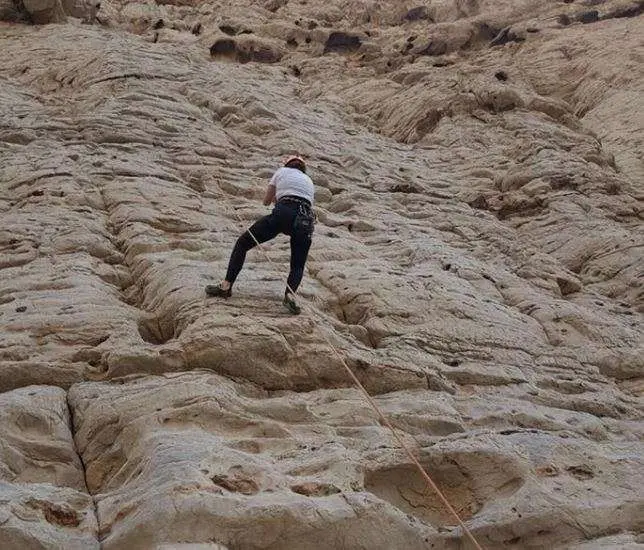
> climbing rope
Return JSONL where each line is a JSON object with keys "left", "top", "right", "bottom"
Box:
{"left": 221, "top": 202, "right": 485, "bottom": 550}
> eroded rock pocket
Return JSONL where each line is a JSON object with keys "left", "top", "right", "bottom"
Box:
{"left": 138, "top": 314, "right": 176, "bottom": 345}
{"left": 603, "top": 2, "right": 644, "bottom": 19}
{"left": 404, "top": 6, "right": 432, "bottom": 22}
{"left": 323, "top": 32, "right": 363, "bottom": 54}
{"left": 26, "top": 499, "right": 82, "bottom": 527}
{"left": 210, "top": 38, "right": 283, "bottom": 64}
{"left": 291, "top": 482, "right": 341, "bottom": 497}
{"left": 365, "top": 453, "right": 525, "bottom": 526}
{"left": 211, "top": 473, "right": 259, "bottom": 495}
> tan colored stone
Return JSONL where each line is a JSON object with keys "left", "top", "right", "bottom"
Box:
{"left": 0, "top": 483, "right": 99, "bottom": 550}
{"left": 1, "top": 0, "right": 98, "bottom": 23}
{"left": 157, "top": 545, "right": 229, "bottom": 550}
{"left": 67, "top": 372, "right": 644, "bottom": 549}
{"left": 0, "top": 0, "right": 642, "bottom": 548}
{"left": 0, "top": 386, "right": 98, "bottom": 549}
{"left": 22, "top": 0, "right": 66, "bottom": 23}
{"left": 0, "top": 386, "right": 84, "bottom": 488}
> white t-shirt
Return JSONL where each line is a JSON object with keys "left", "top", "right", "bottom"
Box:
{"left": 270, "top": 167, "right": 315, "bottom": 205}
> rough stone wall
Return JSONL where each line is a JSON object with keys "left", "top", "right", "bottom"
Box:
{"left": 0, "top": 0, "right": 642, "bottom": 549}
{"left": 0, "top": 0, "right": 98, "bottom": 23}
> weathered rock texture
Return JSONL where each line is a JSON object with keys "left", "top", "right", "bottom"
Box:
{"left": 0, "top": 0, "right": 642, "bottom": 548}
{"left": 0, "top": 0, "right": 99, "bottom": 23}
{"left": 0, "top": 386, "right": 98, "bottom": 548}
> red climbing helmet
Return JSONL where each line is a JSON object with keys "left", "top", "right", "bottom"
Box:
{"left": 284, "top": 155, "right": 306, "bottom": 172}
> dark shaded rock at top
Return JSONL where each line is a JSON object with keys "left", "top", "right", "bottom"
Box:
{"left": 404, "top": 6, "right": 431, "bottom": 22}
{"left": 323, "top": 32, "right": 362, "bottom": 54}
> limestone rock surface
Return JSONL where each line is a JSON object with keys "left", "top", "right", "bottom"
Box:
{"left": 0, "top": 0, "right": 98, "bottom": 23}
{"left": 0, "top": 0, "right": 642, "bottom": 548}
{"left": 66, "top": 371, "right": 643, "bottom": 549}
{"left": 0, "top": 386, "right": 98, "bottom": 549}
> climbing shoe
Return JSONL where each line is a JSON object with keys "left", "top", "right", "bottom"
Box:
{"left": 205, "top": 284, "right": 232, "bottom": 298}
{"left": 283, "top": 292, "right": 301, "bottom": 315}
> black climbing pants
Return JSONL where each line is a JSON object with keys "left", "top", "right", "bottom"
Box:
{"left": 225, "top": 198, "right": 314, "bottom": 293}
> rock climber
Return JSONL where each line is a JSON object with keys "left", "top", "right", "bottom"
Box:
{"left": 205, "top": 156, "right": 315, "bottom": 315}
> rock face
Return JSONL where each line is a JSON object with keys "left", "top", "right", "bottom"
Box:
{"left": 0, "top": 386, "right": 98, "bottom": 548}
{"left": 0, "top": 1, "right": 642, "bottom": 549}
{"left": 0, "top": 0, "right": 98, "bottom": 23}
